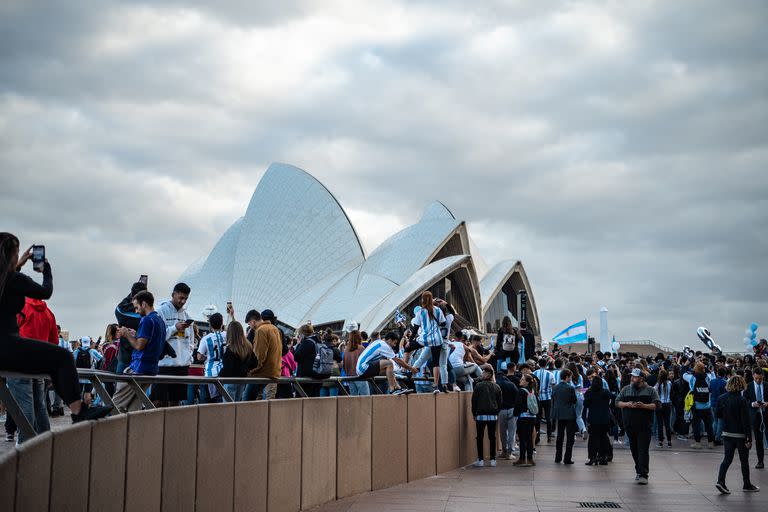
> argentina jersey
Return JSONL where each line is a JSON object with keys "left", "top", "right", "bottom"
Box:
{"left": 200, "top": 331, "right": 226, "bottom": 377}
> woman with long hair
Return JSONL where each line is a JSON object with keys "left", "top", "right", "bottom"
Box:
{"left": 495, "top": 316, "right": 516, "bottom": 373}
{"left": 584, "top": 375, "right": 613, "bottom": 465}
{"left": 654, "top": 368, "right": 673, "bottom": 447}
{"left": 566, "top": 361, "right": 587, "bottom": 436}
{"left": 0, "top": 233, "right": 111, "bottom": 422}
{"left": 715, "top": 375, "right": 759, "bottom": 494}
{"left": 513, "top": 374, "right": 538, "bottom": 467}
{"left": 219, "top": 321, "right": 256, "bottom": 401}
{"left": 343, "top": 330, "right": 370, "bottom": 396}
{"left": 410, "top": 291, "right": 448, "bottom": 392}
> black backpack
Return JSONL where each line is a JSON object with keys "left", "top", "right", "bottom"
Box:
{"left": 311, "top": 339, "right": 335, "bottom": 377}
{"left": 692, "top": 375, "right": 710, "bottom": 404}
{"left": 75, "top": 348, "right": 92, "bottom": 369}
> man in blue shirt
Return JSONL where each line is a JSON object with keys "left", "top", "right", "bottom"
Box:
{"left": 112, "top": 290, "right": 166, "bottom": 413}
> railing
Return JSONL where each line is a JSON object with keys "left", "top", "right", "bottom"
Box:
{"left": 0, "top": 369, "right": 434, "bottom": 440}
{"left": 617, "top": 339, "right": 675, "bottom": 353}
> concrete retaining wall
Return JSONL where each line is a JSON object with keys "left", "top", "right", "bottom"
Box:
{"left": 1, "top": 392, "right": 475, "bottom": 511}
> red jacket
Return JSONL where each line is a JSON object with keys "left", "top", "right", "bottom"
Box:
{"left": 17, "top": 298, "right": 58, "bottom": 344}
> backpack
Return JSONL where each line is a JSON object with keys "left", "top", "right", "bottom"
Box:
{"left": 692, "top": 375, "right": 710, "bottom": 404}
{"left": 526, "top": 389, "right": 539, "bottom": 416}
{"left": 312, "top": 339, "right": 335, "bottom": 376}
{"left": 501, "top": 333, "right": 516, "bottom": 352}
{"left": 75, "top": 348, "right": 92, "bottom": 369}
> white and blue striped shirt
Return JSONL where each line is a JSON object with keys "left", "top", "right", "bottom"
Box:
{"left": 356, "top": 340, "right": 396, "bottom": 375}
{"left": 411, "top": 306, "right": 446, "bottom": 347}
{"left": 533, "top": 369, "right": 554, "bottom": 401}
{"left": 198, "top": 331, "right": 226, "bottom": 377}
{"left": 552, "top": 369, "right": 562, "bottom": 384}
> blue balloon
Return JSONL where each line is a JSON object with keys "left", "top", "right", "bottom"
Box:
{"left": 751, "top": 332, "right": 757, "bottom": 340}
{"left": 753, "top": 339, "right": 759, "bottom": 347}
{"left": 751, "top": 323, "right": 759, "bottom": 332}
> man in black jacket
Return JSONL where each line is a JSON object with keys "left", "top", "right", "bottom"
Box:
{"left": 551, "top": 369, "right": 577, "bottom": 464}
{"left": 744, "top": 368, "right": 768, "bottom": 469}
{"left": 497, "top": 363, "right": 519, "bottom": 459}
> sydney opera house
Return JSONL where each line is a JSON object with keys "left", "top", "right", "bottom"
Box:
{"left": 180, "top": 163, "right": 540, "bottom": 341}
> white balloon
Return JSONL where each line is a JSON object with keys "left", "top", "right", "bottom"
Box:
{"left": 748, "top": 328, "right": 755, "bottom": 336}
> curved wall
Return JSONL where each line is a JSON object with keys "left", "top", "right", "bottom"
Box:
{"left": 0, "top": 393, "right": 476, "bottom": 512}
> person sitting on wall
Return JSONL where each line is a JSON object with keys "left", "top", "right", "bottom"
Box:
{"left": 356, "top": 332, "right": 418, "bottom": 395}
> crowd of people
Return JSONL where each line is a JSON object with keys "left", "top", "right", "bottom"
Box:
{"left": 1, "top": 231, "right": 766, "bottom": 496}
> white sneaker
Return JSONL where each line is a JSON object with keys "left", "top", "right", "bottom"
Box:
{"left": 473, "top": 459, "right": 484, "bottom": 467}
{"left": 490, "top": 459, "right": 497, "bottom": 467}
{"left": 452, "top": 385, "right": 462, "bottom": 392}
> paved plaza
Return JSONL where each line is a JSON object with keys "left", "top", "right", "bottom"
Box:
{"left": 315, "top": 442, "right": 768, "bottom": 512}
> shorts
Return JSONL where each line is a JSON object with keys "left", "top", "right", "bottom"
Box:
{"left": 358, "top": 360, "right": 383, "bottom": 379}
{"left": 150, "top": 366, "right": 189, "bottom": 402}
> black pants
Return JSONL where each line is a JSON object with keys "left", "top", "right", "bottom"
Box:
{"left": 752, "top": 414, "right": 765, "bottom": 464}
{"left": 555, "top": 419, "right": 576, "bottom": 462}
{"left": 673, "top": 402, "right": 689, "bottom": 435}
{"left": 0, "top": 334, "right": 80, "bottom": 405}
{"left": 627, "top": 429, "right": 652, "bottom": 478}
{"left": 656, "top": 403, "right": 673, "bottom": 442}
{"left": 475, "top": 420, "right": 497, "bottom": 460}
{"left": 537, "top": 399, "right": 552, "bottom": 440}
{"left": 588, "top": 424, "right": 610, "bottom": 461}
{"left": 518, "top": 417, "right": 535, "bottom": 460}
{"left": 718, "top": 437, "right": 752, "bottom": 487}
{"left": 692, "top": 408, "right": 714, "bottom": 443}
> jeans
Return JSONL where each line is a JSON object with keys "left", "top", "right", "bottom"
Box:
{"left": 498, "top": 408, "right": 517, "bottom": 453}
{"left": 555, "top": 419, "right": 577, "bottom": 463}
{"left": 411, "top": 344, "right": 449, "bottom": 385}
{"left": 627, "top": 429, "right": 652, "bottom": 478}
{"left": 718, "top": 437, "right": 752, "bottom": 487}
{"left": 348, "top": 381, "right": 370, "bottom": 396}
{"left": 476, "top": 420, "right": 497, "bottom": 460}
{"left": 452, "top": 363, "right": 483, "bottom": 391}
{"left": 319, "top": 386, "right": 339, "bottom": 397}
{"left": 6, "top": 378, "right": 50, "bottom": 444}
{"left": 692, "top": 408, "right": 714, "bottom": 443}
{"left": 713, "top": 418, "right": 723, "bottom": 443}
{"left": 224, "top": 383, "right": 246, "bottom": 402}
{"left": 575, "top": 393, "right": 586, "bottom": 432}
{"left": 656, "top": 403, "right": 673, "bottom": 442}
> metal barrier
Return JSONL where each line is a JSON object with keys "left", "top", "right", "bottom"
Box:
{"left": 1, "top": 369, "right": 434, "bottom": 440}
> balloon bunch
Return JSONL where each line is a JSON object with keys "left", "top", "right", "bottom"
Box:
{"left": 744, "top": 323, "right": 759, "bottom": 351}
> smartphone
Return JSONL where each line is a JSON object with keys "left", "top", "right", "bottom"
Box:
{"left": 226, "top": 301, "right": 232, "bottom": 309}
{"left": 32, "top": 245, "right": 45, "bottom": 272}
{"left": 139, "top": 274, "right": 148, "bottom": 285}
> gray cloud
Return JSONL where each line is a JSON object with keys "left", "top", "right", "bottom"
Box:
{"left": 1, "top": 0, "right": 766, "bottom": 351}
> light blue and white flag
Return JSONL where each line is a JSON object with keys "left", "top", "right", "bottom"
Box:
{"left": 394, "top": 309, "right": 407, "bottom": 324}
{"left": 552, "top": 319, "right": 588, "bottom": 345}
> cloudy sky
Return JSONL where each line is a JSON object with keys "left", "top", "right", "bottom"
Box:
{"left": 2, "top": 1, "right": 766, "bottom": 351}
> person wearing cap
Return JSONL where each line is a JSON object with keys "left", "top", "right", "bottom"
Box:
{"left": 246, "top": 309, "right": 283, "bottom": 400}
{"left": 73, "top": 335, "right": 103, "bottom": 404}
{"left": 616, "top": 368, "right": 660, "bottom": 485}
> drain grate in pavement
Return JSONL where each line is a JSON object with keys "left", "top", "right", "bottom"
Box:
{"left": 579, "top": 502, "right": 621, "bottom": 509}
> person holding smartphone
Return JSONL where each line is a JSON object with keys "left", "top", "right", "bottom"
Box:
{"left": 0, "top": 233, "right": 111, "bottom": 423}
{"left": 153, "top": 282, "right": 194, "bottom": 407}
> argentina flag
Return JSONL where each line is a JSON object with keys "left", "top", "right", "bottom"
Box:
{"left": 552, "top": 319, "right": 588, "bottom": 345}
{"left": 394, "top": 309, "right": 407, "bottom": 324}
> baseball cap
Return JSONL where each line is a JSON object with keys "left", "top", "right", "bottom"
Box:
{"left": 630, "top": 368, "right": 645, "bottom": 378}
{"left": 80, "top": 336, "right": 92, "bottom": 348}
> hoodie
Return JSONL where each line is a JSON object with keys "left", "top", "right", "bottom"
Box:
{"left": 17, "top": 298, "right": 58, "bottom": 344}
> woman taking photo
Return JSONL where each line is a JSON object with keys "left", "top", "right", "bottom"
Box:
{"left": 0, "top": 233, "right": 111, "bottom": 422}
{"left": 219, "top": 321, "right": 256, "bottom": 401}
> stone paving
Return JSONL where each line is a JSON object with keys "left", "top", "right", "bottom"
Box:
{"left": 315, "top": 441, "right": 768, "bottom": 512}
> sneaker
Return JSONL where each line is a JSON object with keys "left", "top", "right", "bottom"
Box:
{"left": 50, "top": 407, "right": 64, "bottom": 417}
{"left": 585, "top": 460, "right": 595, "bottom": 466}
{"left": 743, "top": 484, "right": 760, "bottom": 492}
{"left": 392, "top": 388, "right": 413, "bottom": 396}
{"left": 667, "top": 441, "right": 672, "bottom": 448}
{"left": 691, "top": 442, "right": 702, "bottom": 449}
{"left": 490, "top": 459, "right": 497, "bottom": 467}
{"left": 657, "top": 442, "right": 663, "bottom": 448}
{"left": 452, "top": 385, "right": 461, "bottom": 392}
{"left": 473, "top": 459, "right": 484, "bottom": 467}
{"left": 716, "top": 482, "right": 730, "bottom": 494}
{"left": 638, "top": 476, "right": 648, "bottom": 485}
{"left": 756, "top": 462, "right": 764, "bottom": 469}
{"left": 676, "top": 435, "right": 688, "bottom": 441}
{"left": 635, "top": 474, "right": 641, "bottom": 481}
{"left": 71, "top": 404, "right": 112, "bottom": 423}
{"left": 432, "top": 389, "right": 441, "bottom": 395}
{"left": 512, "top": 444, "right": 519, "bottom": 453}
{"left": 4, "top": 433, "right": 14, "bottom": 442}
